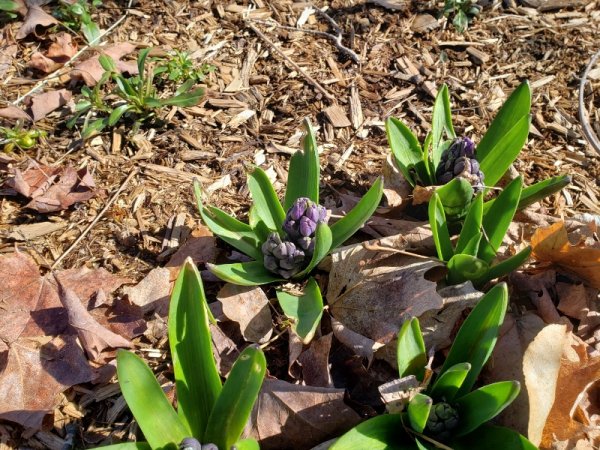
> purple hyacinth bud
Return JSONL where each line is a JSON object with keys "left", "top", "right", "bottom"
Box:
{"left": 305, "top": 204, "right": 320, "bottom": 223}
{"left": 461, "top": 137, "right": 475, "bottom": 158}
{"left": 262, "top": 232, "right": 306, "bottom": 278}
{"left": 180, "top": 438, "right": 202, "bottom": 450}
{"left": 470, "top": 159, "right": 480, "bottom": 174}
{"left": 289, "top": 198, "right": 308, "bottom": 220}
{"left": 435, "top": 136, "right": 484, "bottom": 193}
{"left": 299, "top": 216, "right": 315, "bottom": 237}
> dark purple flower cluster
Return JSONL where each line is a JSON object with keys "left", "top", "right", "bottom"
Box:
{"left": 261, "top": 232, "right": 306, "bottom": 279}
{"left": 436, "top": 137, "right": 485, "bottom": 192}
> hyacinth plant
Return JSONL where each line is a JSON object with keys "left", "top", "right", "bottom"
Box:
{"left": 429, "top": 176, "right": 531, "bottom": 287}
{"left": 195, "top": 119, "right": 383, "bottom": 343}
{"left": 97, "top": 259, "right": 265, "bottom": 450}
{"left": 331, "top": 283, "right": 538, "bottom": 450}
{"left": 386, "top": 82, "right": 570, "bottom": 220}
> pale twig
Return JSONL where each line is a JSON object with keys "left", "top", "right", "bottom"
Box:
{"left": 362, "top": 242, "right": 432, "bottom": 260}
{"left": 51, "top": 168, "right": 138, "bottom": 269}
{"left": 12, "top": 0, "right": 134, "bottom": 106}
{"left": 246, "top": 22, "right": 335, "bottom": 101}
{"left": 249, "top": 16, "right": 360, "bottom": 64}
{"left": 578, "top": 49, "right": 600, "bottom": 155}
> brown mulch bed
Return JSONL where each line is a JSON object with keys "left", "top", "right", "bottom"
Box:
{"left": 0, "top": 0, "right": 599, "bottom": 448}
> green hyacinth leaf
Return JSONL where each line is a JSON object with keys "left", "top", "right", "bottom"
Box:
{"left": 194, "top": 180, "right": 263, "bottom": 261}
{"left": 428, "top": 193, "right": 453, "bottom": 262}
{"left": 277, "top": 277, "right": 324, "bottom": 344}
{"left": 435, "top": 177, "right": 474, "bottom": 221}
{"left": 451, "top": 424, "right": 538, "bottom": 450}
{"left": 284, "top": 118, "right": 321, "bottom": 209}
{"left": 108, "top": 104, "right": 133, "bottom": 126}
{"left": 159, "top": 89, "right": 204, "bottom": 107}
{"left": 294, "top": 223, "right": 333, "bottom": 279}
{"left": 454, "top": 381, "right": 521, "bottom": 436}
{"left": 479, "top": 115, "right": 531, "bottom": 188}
{"left": 477, "top": 81, "right": 531, "bottom": 163}
{"left": 247, "top": 166, "right": 286, "bottom": 233}
{"left": 330, "top": 414, "right": 415, "bottom": 450}
{"left": 429, "top": 362, "right": 471, "bottom": 403}
{"left": 329, "top": 177, "right": 383, "bottom": 249}
{"left": 232, "top": 439, "right": 261, "bottom": 450}
{"left": 431, "top": 84, "right": 456, "bottom": 170}
{"left": 455, "top": 193, "right": 483, "bottom": 255}
{"left": 95, "top": 444, "right": 152, "bottom": 450}
{"left": 460, "top": 233, "right": 482, "bottom": 257}
{"left": 169, "top": 260, "right": 222, "bottom": 440}
{"left": 116, "top": 350, "right": 189, "bottom": 449}
{"left": 386, "top": 117, "right": 426, "bottom": 186}
{"left": 397, "top": 317, "right": 427, "bottom": 381}
{"left": 204, "top": 346, "right": 266, "bottom": 450}
{"left": 407, "top": 393, "right": 433, "bottom": 433}
{"left": 207, "top": 261, "right": 283, "bottom": 286}
{"left": 439, "top": 283, "right": 508, "bottom": 397}
{"left": 446, "top": 254, "right": 489, "bottom": 285}
{"left": 479, "top": 176, "right": 522, "bottom": 263}
{"left": 475, "top": 246, "right": 532, "bottom": 287}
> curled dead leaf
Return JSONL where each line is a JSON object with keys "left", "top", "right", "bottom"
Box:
{"left": 531, "top": 221, "right": 600, "bottom": 288}
{"left": 16, "top": 5, "right": 58, "bottom": 40}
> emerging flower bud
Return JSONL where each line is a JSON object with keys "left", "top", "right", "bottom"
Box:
{"left": 261, "top": 232, "right": 306, "bottom": 279}
{"left": 436, "top": 137, "right": 485, "bottom": 192}
{"left": 282, "top": 197, "right": 328, "bottom": 252}
{"left": 179, "top": 438, "right": 202, "bottom": 450}
{"left": 425, "top": 402, "right": 460, "bottom": 440}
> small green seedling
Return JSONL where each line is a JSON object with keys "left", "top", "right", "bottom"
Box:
{"left": 154, "top": 49, "right": 215, "bottom": 84}
{"left": 443, "top": 0, "right": 482, "bottom": 33}
{"left": 54, "top": 0, "right": 102, "bottom": 43}
{"left": 68, "top": 48, "right": 204, "bottom": 139}
{"left": 386, "top": 82, "right": 570, "bottom": 220}
{"left": 0, "top": 123, "right": 46, "bottom": 152}
{"left": 429, "top": 176, "right": 531, "bottom": 287}
{"left": 96, "top": 259, "right": 265, "bottom": 450}
{"left": 195, "top": 119, "right": 383, "bottom": 344}
{"left": 331, "top": 283, "right": 538, "bottom": 450}
{"left": 0, "top": 0, "right": 21, "bottom": 19}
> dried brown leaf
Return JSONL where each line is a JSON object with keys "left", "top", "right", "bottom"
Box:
{"left": 26, "top": 88, "right": 72, "bottom": 122}
{"left": 16, "top": 5, "right": 58, "bottom": 39}
{"left": 531, "top": 221, "right": 600, "bottom": 288}
{"left": 216, "top": 283, "right": 273, "bottom": 344}
{"left": 247, "top": 379, "right": 361, "bottom": 450}
{"left": 122, "top": 267, "right": 171, "bottom": 315}
{"left": 298, "top": 333, "right": 333, "bottom": 387}
{"left": 327, "top": 242, "right": 443, "bottom": 344}
{"left": 70, "top": 43, "right": 137, "bottom": 86}
{"left": 0, "top": 105, "right": 33, "bottom": 122}
{"left": 0, "top": 44, "right": 18, "bottom": 79}
{"left": 166, "top": 225, "right": 218, "bottom": 267}
{"left": 56, "top": 281, "right": 132, "bottom": 362}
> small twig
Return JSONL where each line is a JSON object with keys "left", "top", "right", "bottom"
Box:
{"left": 51, "top": 168, "right": 138, "bottom": 269}
{"left": 11, "top": 0, "right": 134, "bottom": 106}
{"left": 313, "top": 6, "right": 342, "bottom": 35}
{"left": 246, "top": 22, "right": 336, "bottom": 101}
{"left": 250, "top": 18, "right": 360, "bottom": 64}
{"left": 578, "top": 49, "right": 600, "bottom": 155}
{"left": 362, "top": 242, "right": 432, "bottom": 260}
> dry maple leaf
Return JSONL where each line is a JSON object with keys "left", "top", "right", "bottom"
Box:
{"left": 29, "top": 33, "right": 77, "bottom": 74}
{"left": 70, "top": 42, "right": 138, "bottom": 86}
{"left": 531, "top": 221, "right": 600, "bottom": 288}
{"left": 16, "top": 5, "right": 58, "bottom": 40}
{"left": 25, "top": 88, "right": 72, "bottom": 122}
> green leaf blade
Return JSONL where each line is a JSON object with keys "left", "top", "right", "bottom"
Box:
{"left": 454, "top": 381, "right": 521, "bottom": 436}
{"left": 446, "top": 254, "right": 489, "bottom": 285}
{"left": 407, "top": 393, "right": 433, "bottom": 433}
{"left": 194, "top": 181, "right": 263, "bottom": 261}
{"left": 429, "top": 362, "right": 471, "bottom": 403}
{"left": 204, "top": 346, "right": 266, "bottom": 450}
{"left": 475, "top": 246, "right": 531, "bottom": 287}
{"left": 284, "top": 119, "right": 320, "bottom": 209}
{"left": 168, "top": 260, "right": 222, "bottom": 440}
{"left": 329, "top": 177, "right": 383, "bottom": 250}
{"left": 431, "top": 85, "right": 456, "bottom": 170}
{"left": 330, "top": 415, "right": 414, "bottom": 450}
{"left": 385, "top": 117, "right": 425, "bottom": 186}
{"left": 428, "top": 193, "right": 454, "bottom": 262}
{"left": 479, "top": 176, "right": 522, "bottom": 263}
{"left": 116, "top": 350, "right": 189, "bottom": 448}
{"left": 294, "top": 223, "right": 333, "bottom": 279}
{"left": 247, "top": 167, "right": 286, "bottom": 232}
{"left": 277, "top": 277, "right": 324, "bottom": 344}
{"left": 455, "top": 193, "right": 483, "bottom": 255}
{"left": 477, "top": 81, "right": 531, "bottom": 163}
{"left": 451, "top": 424, "right": 538, "bottom": 450}
{"left": 397, "top": 318, "right": 427, "bottom": 381}
{"left": 439, "top": 283, "right": 508, "bottom": 396}
{"left": 159, "top": 88, "right": 204, "bottom": 107}
{"left": 207, "top": 261, "right": 283, "bottom": 286}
